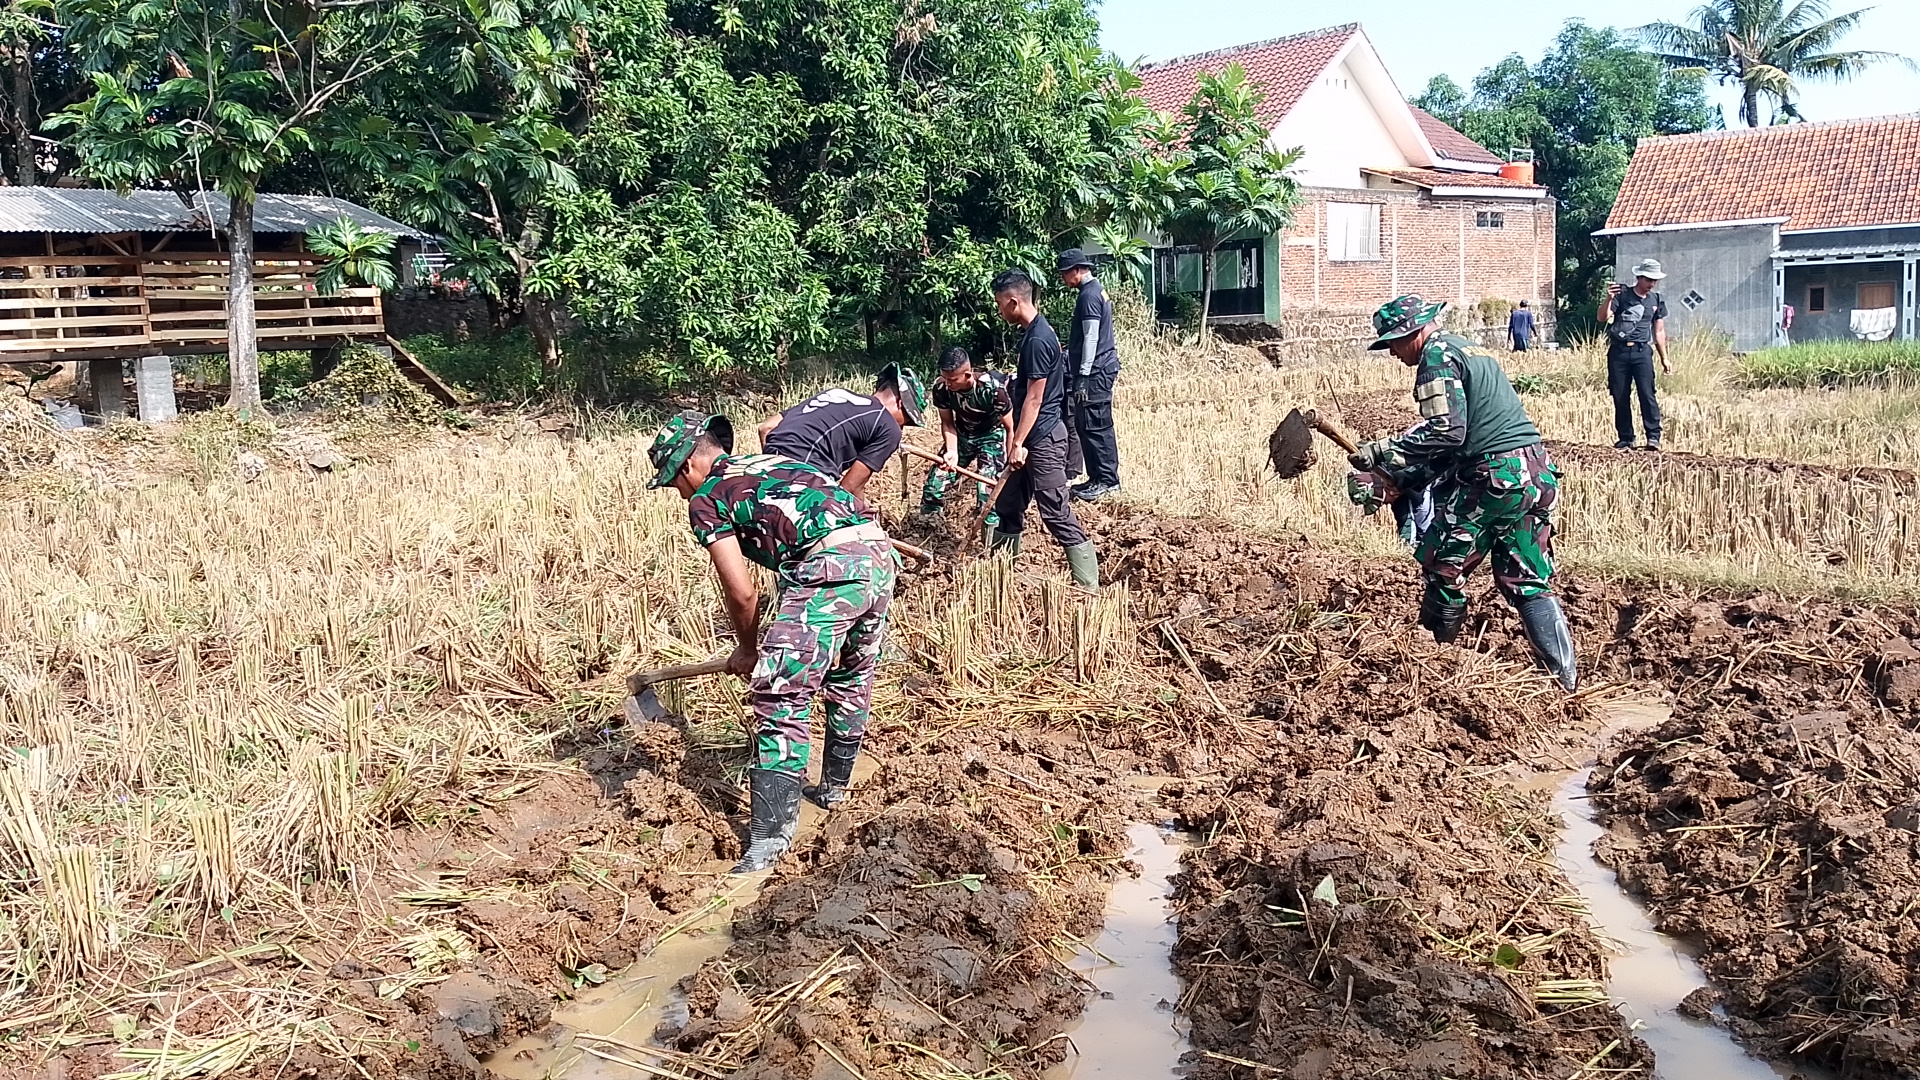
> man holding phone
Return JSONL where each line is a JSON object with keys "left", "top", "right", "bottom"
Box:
{"left": 1599, "top": 259, "right": 1671, "bottom": 452}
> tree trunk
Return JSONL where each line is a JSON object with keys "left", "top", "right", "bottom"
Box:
{"left": 225, "top": 191, "right": 261, "bottom": 412}
{"left": 1742, "top": 84, "right": 1760, "bottom": 127}
{"left": 1198, "top": 242, "right": 1216, "bottom": 347}
{"left": 863, "top": 311, "right": 876, "bottom": 359}
{"left": 9, "top": 18, "right": 32, "bottom": 186}
{"left": 525, "top": 291, "right": 561, "bottom": 370}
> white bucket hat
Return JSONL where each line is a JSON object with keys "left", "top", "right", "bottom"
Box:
{"left": 1630, "top": 259, "right": 1668, "bottom": 281}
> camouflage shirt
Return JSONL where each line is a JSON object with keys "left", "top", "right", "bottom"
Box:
{"left": 688, "top": 454, "right": 872, "bottom": 576}
{"left": 1390, "top": 332, "right": 1540, "bottom": 470}
{"left": 930, "top": 371, "right": 1014, "bottom": 437}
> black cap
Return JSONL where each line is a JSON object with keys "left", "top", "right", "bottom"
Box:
{"left": 1055, "top": 248, "right": 1094, "bottom": 273}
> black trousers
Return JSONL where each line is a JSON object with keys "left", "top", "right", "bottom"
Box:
{"left": 1071, "top": 368, "right": 1119, "bottom": 488}
{"left": 1607, "top": 345, "right": 1662, "bottom": 446}
{"left": 993, "top": 424, "right": 1088, "bottom": 547}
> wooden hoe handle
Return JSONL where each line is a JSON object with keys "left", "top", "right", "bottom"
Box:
{"left": 626, "top": 656, "right": 732, "bottom": 695}
{"left": 1303, "top": 410, "right": 1361, "bottom": 455}
{"left": 900, "top": 442, "right": 997, "bottom": 487}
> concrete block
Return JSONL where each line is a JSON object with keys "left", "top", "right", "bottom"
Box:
{"left": 87, "top": 358, "right": 125, "bottom": 419}
{"left": 134, "top": 355, "right": 177, "bottom": 423}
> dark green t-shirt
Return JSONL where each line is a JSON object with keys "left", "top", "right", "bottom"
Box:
{"left": 1396, "top": 332, "right": 1540, "bottom": 466}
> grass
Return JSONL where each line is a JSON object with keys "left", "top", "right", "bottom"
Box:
{"left": 1743, "top": 340, "right": 1920, "bottom": 388}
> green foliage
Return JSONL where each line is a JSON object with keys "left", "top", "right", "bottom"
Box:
{"left": 1635, "top": 0, "right": 1913, "bottom": 126}
{"left": 307, "top": 218, "right": 398, "bottom": 295}
{"left": 1742, "top": 341, "right": 1920, "bottom": 387}
{"left": 278, "top": 344, "right": 445, "bottom": 424}
{"left": 403, "top": 331, "right": 554, "bottom": 402}
{"left": 1156, "top": 64, "right": 1301, "bottom": 333}
{"left": 1416, "top": 23, "right": 1717, "bottom": 336}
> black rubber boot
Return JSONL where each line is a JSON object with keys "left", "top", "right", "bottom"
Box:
{"left": 803, "top": 735, "right": 860, "bottom": 811}
{"left": 731, "top": 768, "right": 802, "bottom": 874}
{"left": 1418, "top": 589, "right": 1469, "bottom": 644}
{"left": 1515, "top": 594, "right": 1579, "bottom": 692}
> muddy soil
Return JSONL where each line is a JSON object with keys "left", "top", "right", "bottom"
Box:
{"left": 1582, "top": 594, "right": 1920, "bottom": 1077}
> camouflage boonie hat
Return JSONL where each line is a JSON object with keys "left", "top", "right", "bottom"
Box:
{"left": 1368, "top": 294, "right": 1447, "bottom": 350}
{"left": 879, "top": 362, "right": 929, "bottom": 426}
{"left": 646, "top": 411, "right": 734, "bottom": 488}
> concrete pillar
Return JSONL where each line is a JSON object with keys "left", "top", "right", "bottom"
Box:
{"left": 135, "top": 355, "right": 177, "bottom": 423}
{"left": 87, "top": 358, "right": 124, "bottom": 419}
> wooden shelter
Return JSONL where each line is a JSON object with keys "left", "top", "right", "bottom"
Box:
{"left": 0, "top": 188, "right": 422, "bottom": 364}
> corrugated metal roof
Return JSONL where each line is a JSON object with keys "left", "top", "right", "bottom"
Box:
{"left": 1774, "top": 243, "right": 1920, "bottom": 261}
{"left": 0, "top": 188, "right": 424, "bottom": 237}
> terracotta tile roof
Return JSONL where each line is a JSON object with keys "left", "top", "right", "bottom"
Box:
{"left": 1134, "top": 24, "right": 1358, "bottom": 128}
{"left": 1606, "top": 113, "right": 1920, "bottom": 233}
{"left": 1408, "top": 106, "right": 1503, "bottom": 165}
{"left": 1362, "top": 167, "right": 1542, "bottom": 191}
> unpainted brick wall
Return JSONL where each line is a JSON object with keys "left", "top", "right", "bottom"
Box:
{"left": 1277, "top": 185, "right": 1557, "bottom": 342}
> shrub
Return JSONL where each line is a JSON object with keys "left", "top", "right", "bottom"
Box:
{"left": 1743, "top": 341, "right": 1920, "bottom": 388}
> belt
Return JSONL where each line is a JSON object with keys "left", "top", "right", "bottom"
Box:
{"left": 801, "top": 521, "right": 888, "bottom": 560}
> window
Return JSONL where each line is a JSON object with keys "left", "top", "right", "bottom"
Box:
{"left": 1807, "top": 285, "right": 1827, "bottom": 313}
{"left": 1326, "top": 202, "right": 1381, "bottom": 262}
{"left": 1860, "top": 282, "right": 1897, "bottom": 310}
{"left": 1475, "top": 211, "right": 1505, "bottom": 229}
{"left": 1681, "top": 289, "right": 1706, "bottom": 311}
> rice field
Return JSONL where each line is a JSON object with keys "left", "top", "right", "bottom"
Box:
{"left": 0, "top": 326, "right": 1915, "bottom": 1069}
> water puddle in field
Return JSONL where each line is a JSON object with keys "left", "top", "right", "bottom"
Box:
{"left": 1547, "top": 702, "right": 1815, "bottom": 1080}
{"left": 487, "top": 756, "right": 878, "bottom": 1079}
{"left": 484, "top": 887, "right": 739, "bottom": 1080}
{"left": 1047, "top": 820, "right": 1192, "bottom": 1080}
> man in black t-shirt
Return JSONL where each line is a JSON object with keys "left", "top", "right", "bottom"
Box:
{"left": 1598, "top": 259, "right": 1671, "bottom": 452}
{"left": 987, "top": 268, "right": 1098, "bottom": 590}
{"left": 757, "top": 363, "right": 928, "bottom": 499}
{"left": 1056, "top": 248, "right": 1122, "bottom": 501}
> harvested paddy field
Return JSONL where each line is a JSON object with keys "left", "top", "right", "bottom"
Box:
{"left": 2, "top": 345, "right": 1919, "bottom": 1080}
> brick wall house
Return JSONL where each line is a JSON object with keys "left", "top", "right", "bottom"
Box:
{"left": 1134, "top": 24, "right": 1556, "bottom": 348}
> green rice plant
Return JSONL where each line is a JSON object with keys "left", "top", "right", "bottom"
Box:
{"left": 1743, "top": 340, "right": 1920, "bottom": 388}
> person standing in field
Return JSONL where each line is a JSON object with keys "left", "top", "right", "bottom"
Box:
{"left": 1508, "top": 299, "right": 1536, "bottom": 352}
{"left": 1347, "top": 294, "right": 1577, "bottom": 692}
{"left": 918, "top": 346, "right": 1013, "bottom": 538}
{"left": 987, "top": 269, "right": 1100, "bottom": 590}
{"left": 756, "top": 363, "right": 929, "bottom": 498}
{"left": 1056, "top": 248, "right": 1122, "bottom": 501}
{"left": 1599, "top": 259, "right": 1671, "bottom": 452}
{"left": 646, "top": 411, "right": 896, "bottom": 874}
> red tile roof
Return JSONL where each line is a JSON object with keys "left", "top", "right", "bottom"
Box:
{"left": 1408, "top": 106, "right": 1503, "bottom": 165}
{"left": 1363, "top": 167, "right": 1542, "bottom": 191}
{"left": 1134, "top": 24, "right": 1359, "bottom": 129}
{"left": 1606, "top": 113, "right": 1920, "bottom": 233}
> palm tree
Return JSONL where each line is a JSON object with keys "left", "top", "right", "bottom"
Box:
{"left": 1637, "top": 0, "right": 1914, "bottom": 126}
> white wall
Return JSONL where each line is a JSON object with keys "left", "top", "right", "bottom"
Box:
{"left": 1270, "top": 58, "right": 1414, "bottom": 190}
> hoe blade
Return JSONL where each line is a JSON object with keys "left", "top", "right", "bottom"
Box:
{"left": 623, "top": 686, "right": 670, "bottom": 729}
{"left": 1269, "top": 408, "right": 1318, "bottom": 479}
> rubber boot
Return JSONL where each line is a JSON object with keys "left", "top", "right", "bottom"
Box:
{"left": 1515, "top": 594, "right": 1579, "bottom": 692}
{"left": 1064, "top": 541, "right": 1100, "bottom": 590}
{"left": 803, "top": 734, "right": 860, "bottom": 811}
{"left": 1418, "top": 589, "right": 1469, "bottom": 644}
{"left": 730, "top": 768, "right": 802, "bottom": 874}
{"left": 989, "top": 530, "right": 1023, "bottom": 557}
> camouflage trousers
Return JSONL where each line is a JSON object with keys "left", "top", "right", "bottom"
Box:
{"left": 918, "top": 429, "right": 1006, "bottom": 529}
{"left": 752, "top": 539, "right": 896, "bottom": 775}
{"left": 1415, "top": 443, "right": 1561, "bottom": 607}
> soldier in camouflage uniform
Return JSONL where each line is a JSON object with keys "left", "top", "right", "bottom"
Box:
{"left": 647, "top": 411, "right": 897, "bottom": 873}
{"left": 1346, "top": 295, "right": 1577, "bottom": 691}
{"left": 919, "top": 346, "right": 1014, "bottom": 536}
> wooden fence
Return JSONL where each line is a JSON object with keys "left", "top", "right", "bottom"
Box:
{"left": 0, "top": 254, "right": 383, "bottom": 362}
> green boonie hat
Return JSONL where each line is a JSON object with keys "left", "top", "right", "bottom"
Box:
{"left": 879, "top": 363, "right": 929, "bottom": 427}
{"left": 1368, "top": 294, "right": 1447, "bottom": 350}
{"left": 646, "top": 410, "right": 734, "bottom": 489}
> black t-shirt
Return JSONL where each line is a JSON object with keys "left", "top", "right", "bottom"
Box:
{"left": 1009, "top": 314, "right": 1067, "bottom": 446}
{"left": 1609, "top": 289, "right": 1666, "bottom": 349}
{"left": 1068, "top": 278, "right": 1120, "bottom": 377}
{"left": 762, "top": 388, "right": 901, "bottom": 479}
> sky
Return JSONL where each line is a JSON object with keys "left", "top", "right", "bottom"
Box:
{"left": 1096, "top": 0, "right": 1920, "bottom": 127}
